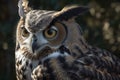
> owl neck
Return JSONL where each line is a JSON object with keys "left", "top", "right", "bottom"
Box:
{"left": 70, "top": 35, "right": 90, "bottom": 57}
{"left": 63, "top": 20, "right": 90, "bottom": 57}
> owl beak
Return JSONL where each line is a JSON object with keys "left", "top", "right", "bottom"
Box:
{"left": 32, "top": 41, "right": 38, "bottom": 53}
{"left": 31, "top": 35, "right": 48, "bottom": 53}
{"left": 32, "top": 36, "right": 39, "bottom": 53}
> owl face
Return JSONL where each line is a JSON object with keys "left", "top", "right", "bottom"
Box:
{"left": 17, "top": 12, "right": 67, "bottom": 57}
{"left": 16, "top": 1, "right": 88, "bottom": 60}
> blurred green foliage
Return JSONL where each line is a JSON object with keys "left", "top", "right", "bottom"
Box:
{"left": 0, "top": 0, "right": 120, "bottom": 80}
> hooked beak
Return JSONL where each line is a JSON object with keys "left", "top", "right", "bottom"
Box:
{"left": 31, "top": 34, "right": 48, "bottom": 53}
{"left": 32, "top": 35, "right": 39, "bottom": 53}
{"left": 32, "top": 41, "right": 39, "bottom": 53}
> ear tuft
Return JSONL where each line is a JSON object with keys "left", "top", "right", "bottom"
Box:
{"left": 54, "top": 5, "right": 89, "bottom": 21}
{"left": 61, "top": 5, "right": 83, "bottom": 12}
{"left": 18, "top": 0, "right": 31, "bottom": 18}
{"left": 18, "top": 0, "right": 25, "bottom": 18}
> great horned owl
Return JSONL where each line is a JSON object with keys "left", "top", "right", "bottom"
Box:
{"left": 15, "top": 0, "right": 120, "bottom": 80}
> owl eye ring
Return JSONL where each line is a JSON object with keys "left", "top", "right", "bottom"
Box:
{"left": 21, "top": 27, "right": 30, "bottom": 38}
{"left": 44, "top": 26, "right": 58, "bottom": 40}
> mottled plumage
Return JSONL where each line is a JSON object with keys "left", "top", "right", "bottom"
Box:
{"left": 15, "top": 0, "right": 120, "bottom": 80}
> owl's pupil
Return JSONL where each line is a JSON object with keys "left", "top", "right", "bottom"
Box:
{"left": 22, "top": 27, "right": 29, "bottom": 38}
{"left": 47, "top": 29, "right": 54, "bottom": 35}
{"left": 24, "top": 29, "right": 28, "bottom": 34}
{"left": 44, "top": 27, "right": 57, "bottom": 39}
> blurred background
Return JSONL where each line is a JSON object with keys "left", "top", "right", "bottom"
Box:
{"left": 0, "top": 0, "right": 120, "bottom": 80}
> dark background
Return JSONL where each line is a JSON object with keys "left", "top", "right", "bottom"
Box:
{"left": 0, "top": 0, "right": 120, "bottom": 80}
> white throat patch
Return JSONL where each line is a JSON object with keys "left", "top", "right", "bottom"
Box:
{"left": 41, "top": 51, "right": 69, "bottom": 62}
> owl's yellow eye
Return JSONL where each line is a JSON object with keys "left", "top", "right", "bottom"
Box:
{"left": 44, "top": 27, "right": 57, "bottom": 39}
{"left": 21, "top": 27, "right": 29, "bottom": 38}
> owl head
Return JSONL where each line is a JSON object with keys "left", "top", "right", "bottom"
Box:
{"left": 16, "top": 0, "right": 89, "bottom": 60}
